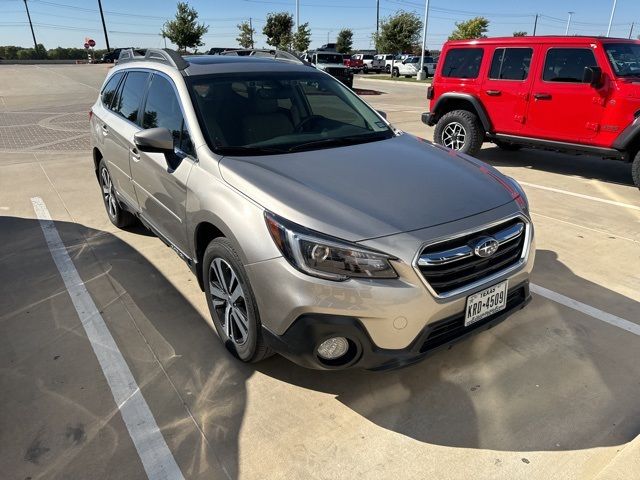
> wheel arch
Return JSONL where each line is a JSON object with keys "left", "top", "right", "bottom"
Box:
{"left": 93, "top": 147, "right": 103, "bottom": 178}
{"left": 431, "top": 93, "right": 492, "bottom": 133}
{"left": 613, "top": 114, "right": 640, "bottom": 160}
{"left": 193, "top": 220, "right": 227, "bottom": 291}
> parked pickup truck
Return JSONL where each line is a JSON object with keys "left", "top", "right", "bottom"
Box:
{"left": 352, "top": 53, "right": 375, "bottom": 73}
{"left": 394, "top": 56, "right": 438, "bottom": 77}
{"left": 343, "top": 55, "right": 364, "bottom": 72}
{"left": 303, "top": 51, "right": 354, "bottom": 88}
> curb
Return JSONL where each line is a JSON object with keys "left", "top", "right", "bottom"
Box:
{"left": 355, "top": 76, "right": 431, "bottom": 87}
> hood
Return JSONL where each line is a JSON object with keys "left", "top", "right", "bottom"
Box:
{"left": 219, "top": 134, "right": 517, "bottom": 241}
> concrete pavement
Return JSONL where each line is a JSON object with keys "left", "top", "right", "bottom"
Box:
{"left": 1, "top": 65, "right": 639, "bottom": 480}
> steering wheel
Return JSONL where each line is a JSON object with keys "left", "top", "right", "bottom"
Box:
{"left": 295, "top": 115, "right": 324, "bottom": 133}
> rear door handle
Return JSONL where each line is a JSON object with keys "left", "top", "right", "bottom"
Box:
{"left": 101, "top": 124, "right": 108, "bottom": 135}
{"left": 485, "top": 90, "right": 501, "bottom": 96}
{"left": 130, "top": 148, "right": 140, "bottom": 161}
{"left": 533, "top": 93, "right": 552, "bottom": 100}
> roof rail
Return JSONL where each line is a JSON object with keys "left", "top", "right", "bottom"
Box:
{"left": 217, "top": 48, "right": 309, "bottom": 66}
{"left": 117, "top": 48, "right": 190, "bottom": 70}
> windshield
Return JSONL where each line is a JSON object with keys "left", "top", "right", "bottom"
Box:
{"left": 317, "top": 54, "right": 344, "bottom": 64}
{"left": 604, "top": 43, "right": 640, "bottom": 77}
{"left": 188, "top": 72, "right": 393, "bottom": 155}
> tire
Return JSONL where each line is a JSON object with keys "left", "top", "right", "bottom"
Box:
{"left": 203, "top": 238, "right": 271, "bottom": 363}
{"left": 385, "top": 64, "right": 391, "bottom": 73}
{"left": 433, "top": 110, "right": 484, "bottom": 156}
{"left": 392, "top": 67, "right": 399, "bottom": 77}
{"left": 494, "top": 140, "right": 522, "bottom": 151}
{"left": 363, "top": 65, "right": 368, "bottom": 74}
{"left": 632, "top": 150, "right": 640, "bottom": 189}
{"left": 98, "top": 159, "right": 136, "bottom": 228}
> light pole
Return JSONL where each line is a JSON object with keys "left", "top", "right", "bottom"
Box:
{"left": 565, "top": 11, "right": 574, "bottom": 35}
{"left": 97, "top": 0, "right": 111, "bottom": 52}
{"left": 417, "top": 0, "right": 430, "bottom": 81}
{"left": 327, "top": 29, "right": 333, "bottom": 44}
{"left": 22, "top": 0, "right": 39, "bottom": 53}
{"left": 606, "top": 0, "right": 617, "bottom": 37}
{"left": 296, "top": 0, "right": 299, "bottom": 29}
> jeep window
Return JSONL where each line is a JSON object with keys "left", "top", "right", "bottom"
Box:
{"left": 101, "top": 72, "right": 123, "bottom": 109}
{"left": 442, "top": 48, "right": 483, "bottom": 79}
{"left": 112, "top": 71, "right": 148, "bottom": 123}
{"left": 489, "top": 48, "right": 532, "bottom": 80}
{"left": 142, "top": 74, "right": 194, "bottom": 156}
{"left": 188, "top": 72, "right": 393, "bottom": 155}
{"left": 317, "top": 54, "right": 343, "bottom": 64}
{"left": 604, "top": 43, "right": 640, "bottom": 77}
{"left": 363, "top": 55, "right": 374, "bottom": 60}
{"left": 543, "top": 48, "right": 597, "bottom": 82}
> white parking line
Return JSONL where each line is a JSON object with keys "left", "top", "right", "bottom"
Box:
{"left": 31, "top": 197, "right": 184, "bottom": 480}
{"left": 531, "top": 283, "right": 640, "bottom": 336}
{"left": 520, "top": 182, "right": 640, "bottom": 211}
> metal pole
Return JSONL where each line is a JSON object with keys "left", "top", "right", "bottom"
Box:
{"left": 249, "top": 17, "right": 254, "bottom": 48}
{"left": 417, "top": 0, "right": 430, "bottom": 80}
{"left": 296, "top": 0, "right": 299, "bottom": 29}
{"left": 97, "top": 0, "right": 110, "bottom": 52}
{"left": 565, "top": 12, "right": 574, "bottom": 35}
{"left": 22, "top": 0, "right": 39, "bottom": 53}
{"left": 606, "top": 0, "right": 617, "bottom": 37}
{"left": 533, "top": 14, "right": 538, "bottom": 36}
{"left": 629, "top": 22, "right": 635, "bottom": 39}
{"left": 376, "top": 0, "right": 379, "bottom": 38}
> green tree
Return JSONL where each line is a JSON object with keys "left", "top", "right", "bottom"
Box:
{"left": 449, "top": 17, "right": 489, "bottom": 40}
{"left": 292, "top": 23, "right": 311, "bottom": 53}
{"left": 263, "top": 12, "right": 294, "bottom": 49}
{"left": 236, "top": 20, "right": 255, "bottom": 48}
{"left": 336, "top": 28, "right": 353, "bottom": 54}
{"left": 162, "top": 2, "right": 209, "bottom": 52}
{"left": 374, "top": 11, "right": 422, "bottom": 54}
{"left": 513, "top": 31, "right": 527, "bottom": 37}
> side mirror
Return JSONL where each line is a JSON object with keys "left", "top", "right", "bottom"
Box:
{"left": 582, "top": 66, "right": 602, "bottom": 87}
{"left": 134, "top": 127, "right": 174, "bottom": 153}
{"left": 377, "top": 110, "right": 387, "bottom": 119}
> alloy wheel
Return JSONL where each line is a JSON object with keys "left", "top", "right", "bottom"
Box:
{"left": 100, "top": 167, "right": 118, "bottom": 218}
{"left": 442, "top": 122, "right": 466, "bottom": 150}
{"left": 209, "top": 257, "right": 249, "bottom": 346}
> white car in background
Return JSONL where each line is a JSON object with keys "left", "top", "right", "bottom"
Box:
{"left": 393, "top": 56, "right": 438, "bottom": 78}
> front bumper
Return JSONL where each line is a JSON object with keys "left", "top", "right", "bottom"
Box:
{"left": 263, "top": 281, "right": 531, "bottom": 370}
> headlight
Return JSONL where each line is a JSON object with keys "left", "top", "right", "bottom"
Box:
{"left": 505, "top": 176, "right": 529, "bottom": 212}
{"left": 265, "top": 212, "right": 398, "bottom": 281}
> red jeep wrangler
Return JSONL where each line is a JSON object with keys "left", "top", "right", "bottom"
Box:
{"left": 422, "top": 36, "right": 640, "bottom": 188}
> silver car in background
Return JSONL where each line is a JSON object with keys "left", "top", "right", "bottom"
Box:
{"left": 90, "top": 48, "right": 534, "bottom": 370}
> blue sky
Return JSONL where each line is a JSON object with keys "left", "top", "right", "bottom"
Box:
{"left": 1, "top": 0, "right": 638, "bottom": 51}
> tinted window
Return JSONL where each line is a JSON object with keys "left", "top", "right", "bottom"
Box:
{"left": 604, "top": 43, "right": 640, "bottom": 77}
{"left": 101, "top": 72, "right": 123, "bottom": 108}
{"left": 489, "top": 48, "right": 532, "bottom": 80}
{"left": 142, "top": 74, "right": 193, "bottom": 156}
{"left": 543, "top": 48, "right": 597, "bottom": 82}
{"left": 113, "top": 71, "right": 148, "bottom": 123}
{"left": 442, "top": 48, "right": 483, "bottom": 78}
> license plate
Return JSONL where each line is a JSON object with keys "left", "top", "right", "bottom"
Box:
{"left": 464, "top": 280, "right": 508, "bottom": 327}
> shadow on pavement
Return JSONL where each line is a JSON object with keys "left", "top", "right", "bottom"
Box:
{"left": 258, "top": 249, "right": 640, "bottom": 452}
{"left": 477, "top": 145, "right": 634, "bottom": 187}
{"left": 0, "top": 216, "right": 248, "bottom": 480}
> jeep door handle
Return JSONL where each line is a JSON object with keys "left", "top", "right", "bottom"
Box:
{"left": 485, "top": 90, "right": 501, "bottom": 96}
{"left": 130, "top": 148, "right": 140, "bottom": 161}
{"left": 533, "top": 93, "right": 552, "bottom": 100}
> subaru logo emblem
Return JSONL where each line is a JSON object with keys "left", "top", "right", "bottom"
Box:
{"left": 472, "top": 236, "right": 499, "bottom": 258}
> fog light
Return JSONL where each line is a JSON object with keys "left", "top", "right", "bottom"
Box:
{"left": 317, "top": 337, "right": 349, "bottom": 360}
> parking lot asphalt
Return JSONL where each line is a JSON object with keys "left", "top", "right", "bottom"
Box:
{"left": 1, "top": 64, "right": 639, "bottom": 480}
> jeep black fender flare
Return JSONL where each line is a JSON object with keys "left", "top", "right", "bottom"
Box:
{"left": 612, "top": 114, "right": 640, "bottom": 155}
{"left": 430, "top": 93, "right": 493, "bottom": 133}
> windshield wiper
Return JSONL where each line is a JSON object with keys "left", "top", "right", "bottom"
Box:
{"left": 214, "top": 145, "right": 286, "bottom": 156}
{"left": 288, "top": 133, "right": 390, "bottom": 153}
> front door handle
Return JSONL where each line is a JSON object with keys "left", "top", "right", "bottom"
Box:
{"left": 485, "top": 90, "right": 501, "bottom": 96}
{"left": 533, "top": 93, "right": 552, "bottom": 100}
{"left": 130, "top": 148, "right": 140, "bottom": 161}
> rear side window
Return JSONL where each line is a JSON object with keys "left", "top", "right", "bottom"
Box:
{"left": 142, "top": 74, "right": 194, "bottom": 156}
{"left": 441, "top": 48, "right": 484, "bottom": 78}
{"left": 543, "top": 48, "right": 597, "bottom": 82}
{"left": 112, "top": 71, "right": 149, "bottom": 123}
{"left": 489, "top": 48, "right": 533, "bottom": 80}
{"left": 101, "top": 72, "right": 123, "bottom": 108}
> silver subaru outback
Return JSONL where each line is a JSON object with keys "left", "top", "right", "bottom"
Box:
{"left": 90, "top": 49, "right": 535, "bottom": 370}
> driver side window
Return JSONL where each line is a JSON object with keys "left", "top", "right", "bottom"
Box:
{"left": 142, "top": 74, "right": 194, "bottom": 156}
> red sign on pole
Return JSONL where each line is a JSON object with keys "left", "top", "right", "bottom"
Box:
{"left": 88, "top": 39, "right": 96, "bottom": 47}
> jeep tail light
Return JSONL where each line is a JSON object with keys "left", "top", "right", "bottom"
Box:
{"left": 427, "top": 86, "right": 434, "bottom": 100}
